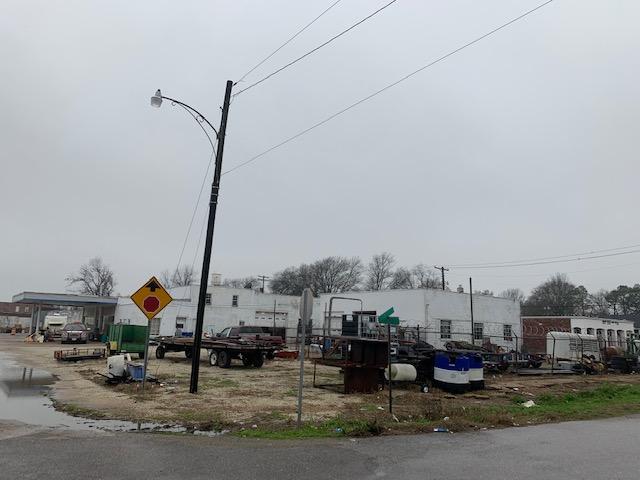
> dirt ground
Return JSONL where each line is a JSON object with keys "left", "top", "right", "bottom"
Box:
{"left": 3, "top": 334, "right": 640, "bottom": 432}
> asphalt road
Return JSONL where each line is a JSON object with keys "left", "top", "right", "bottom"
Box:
{"left": 2, "top": 415, "right": 639, "bottom": 480}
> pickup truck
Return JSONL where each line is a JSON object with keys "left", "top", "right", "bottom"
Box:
{"left": 216, "top": 326, "right": 284, "bottom": 346}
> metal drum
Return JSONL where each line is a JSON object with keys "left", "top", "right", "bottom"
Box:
{"left": 468, "top": 352, "right": 485, "bottom": 390}
{"left": 434, "top": 351, "right": 470, "bottom": 393}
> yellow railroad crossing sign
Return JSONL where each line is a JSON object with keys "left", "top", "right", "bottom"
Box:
{"left": 131, "top": 276, "right": 173, "bottom": 320}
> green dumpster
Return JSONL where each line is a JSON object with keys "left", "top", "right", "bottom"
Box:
{"left": 107, "top": 324, "right": 148, "bottom": 358}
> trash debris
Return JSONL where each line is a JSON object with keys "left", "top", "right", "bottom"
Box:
{"left": 433, "top": 427, "right": 449, "bottom": 433}
{"left": 335, "top": 427, "right": 343, "bottom": 433}
{"left": 392, "top": 415, "right": 399, "bottom": 423}
{"left": 443, "top": 416, "right": 450, "bottom": 421}
{"left": 521, "top": 400, "right": 537, "bottom": 408}
{"left": 377, "top": 406, "right": 384, "bottom": 411}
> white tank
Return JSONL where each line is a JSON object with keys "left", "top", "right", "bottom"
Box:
{"left": 385, "top": 363, "right": 417, "bottom": 382}
{"left": 107, "top": 353, "right": 131, "bottom": 377}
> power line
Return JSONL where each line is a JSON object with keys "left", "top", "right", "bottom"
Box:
{"left": 450, "top": 249, "right": 640, "bottom": 270}
{"left": 232, "top": 0, "right": 399, "bottom": 97}
{"left": 449, "top": 242, "right": 640, "bottom": 268}
{"left": 236, "top": 0, "right": 343, "bottom": 84}
{"left": 170, "top": 106, "right": 218, "bottom": 274}
{"left": 223, "top": 0, "right": 555, "bottom": 175}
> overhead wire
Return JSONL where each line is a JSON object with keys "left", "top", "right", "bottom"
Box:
{"left": 232, "top": 0, "right": 399, "bottom": 97}
{"left": 447, "top": 249, "right": 640, "bottom": 270}
{"left": 449, "top": 242, "right": 640, "bottom": 268}
{"left": 223, "top": 0, "right": 555, "bottom": 176}
{"left": 236, "top": 0, "right": 343, "bottom": 84}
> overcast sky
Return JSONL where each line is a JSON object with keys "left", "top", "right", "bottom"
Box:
{"left": 2, "top": 0, "right": 639, "bottom": 300}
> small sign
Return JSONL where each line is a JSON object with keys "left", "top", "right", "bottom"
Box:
{"left": 131, "top": 276, "right": 173, "bottom": 320}
{"left": 378, "top": 307, "right": 395, "bottom": 323}
{"left": 379, "top": 316, "right": 400, "bottom": 326}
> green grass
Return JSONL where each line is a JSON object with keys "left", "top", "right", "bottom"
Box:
{"left": 504, "top": 383, "right": 640, "bottom": 421}
{"left": 236, "top": 418, "right": 383, "bottom": 439}
{"left": 202, "top": 378, "right": 240, "bottom": 389}
{"left": 53, "top": 402, "right": 106, "bottom": 419}
{"left": 234, "top": 383, "right": 640, "bottom": 439}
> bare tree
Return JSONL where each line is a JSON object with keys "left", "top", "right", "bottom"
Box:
{"left": 66, "top": 257, "right": 116, "bottom": 296}
{"left": 365, "top": 252, "right": 396, "bottom": 291}
{"left": 412, "top": 264, "right": 443, "bottom": 289}
{"left": 161, "top": 265, "right": 197, "bottom": 288}
{"left": 389, "top": 267, "right": 415, "bottom": 289}
{"left": 523, "top": 274, "right": 584, "bottom": 316}
{"left": 588, "top": 289, "right": 611, "bottom": 316}
{"left": 270, "top": 265, "right": 314, "bottom": 296}
{"left": 271, "top": 257, "right": 362, "bottom": 296}
{"left": 223, "top": 277, "right": 259, "bottom": 289}
{"left": 311, "top": 256, "right": 362, "bottom": 294}
{"left": 500, "top": 288, "right": 525, "bottom": 304}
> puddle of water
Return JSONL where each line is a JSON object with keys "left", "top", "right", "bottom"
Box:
{"left": 0, "top": 352, "right": 225, "bottom": 436}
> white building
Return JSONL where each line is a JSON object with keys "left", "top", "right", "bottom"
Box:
{"left": 312, "top": 288, "right": 521, "bottom": 350}
{"left": 114, "top": 284, "right": 300, "bottom": 340}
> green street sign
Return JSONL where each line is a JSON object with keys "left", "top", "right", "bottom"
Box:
{"left": 380, "top": 316, "right": 399, "bottom": 326}
{"left": 378, "top": 307, "right": 395, "bottom": 323}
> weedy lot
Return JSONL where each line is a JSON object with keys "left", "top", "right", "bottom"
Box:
{"left": 3, "top": 335, "right": 640, "bottom": 438}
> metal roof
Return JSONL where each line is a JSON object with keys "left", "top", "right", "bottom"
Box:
{"left": 12, "top": 292, "right": 118, "bottom": 307}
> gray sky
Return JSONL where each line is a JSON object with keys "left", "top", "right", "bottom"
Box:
{"left": 1, "top": 0, "right": 639, "bottom": 300}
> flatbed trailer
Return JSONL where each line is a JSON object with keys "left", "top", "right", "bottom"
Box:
{"left": 154, "top": 336, "right": 279, "bottom": 368}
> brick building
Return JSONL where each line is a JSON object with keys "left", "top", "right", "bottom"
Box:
{"left": 522, "top": 316, "right": 637, "bottom": 354}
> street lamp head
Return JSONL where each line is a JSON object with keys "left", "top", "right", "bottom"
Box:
{"left": 150, "top": 89, "right": 163, "bottom": 108}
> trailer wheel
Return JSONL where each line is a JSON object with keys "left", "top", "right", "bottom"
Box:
{"left": 209, "top": 350, "right": 219, "bottom": 366}
{"left": 253, "top": 354, "right": 264, "bottom": 368}
{"left": 155, "top": 345, "right": 166, "bottom": 359}
{"left": 185, "top": 348, "right": 193, "bottom": 359}
{"left": 266, "top": 351, "right": 275, "bottom": 360}
{"left": 242, "top": 355, "right": 253, "bottom": 367}
{"left": 218, "top": 350, "right": 231, "bottom": 368}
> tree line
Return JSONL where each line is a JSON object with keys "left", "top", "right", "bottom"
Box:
{"left": 64, "top": 258, "right": 640, "bottom": 319}
{"left": 501, "top": 273, "right": 640, "bottom": 317}
{"left": 269, "top": 252, "right": 443, "bottom": 296}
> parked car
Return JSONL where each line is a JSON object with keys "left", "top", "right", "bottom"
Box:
{"left": 60, "top": 323, "right": 89, "bottom": 344}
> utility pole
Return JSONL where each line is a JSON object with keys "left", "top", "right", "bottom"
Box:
{"left": 257, "top": 275, "right": 270, "bottom": 293}
{"left": 273, "top": 299, "right": 277, "bottom": 334}
{"left": 469, "top": 277, "right": 475, "bottom": 345}
{"left": 434, "top": 266, "right": 449, "bottom": 291}
{"left": 189, "top": 80, "right": 233, "bottom": 394}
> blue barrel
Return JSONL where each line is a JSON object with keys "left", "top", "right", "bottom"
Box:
{"left": 434, "top": 351, "right": 470, "bottom": 393}
{"left": 468, "top": 353, "right": 484, "bottom": 390}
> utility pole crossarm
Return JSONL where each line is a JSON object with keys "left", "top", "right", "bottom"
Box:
{"left": 434, "top": 266, "right": 449, "bottom": 291}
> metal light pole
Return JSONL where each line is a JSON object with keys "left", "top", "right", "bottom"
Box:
{"left": 151, "top": 80, "right": 234, "bottom": 394}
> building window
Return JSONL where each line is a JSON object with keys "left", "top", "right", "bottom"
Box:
{"left": 205, "top": 294, "right": 212, "bottom": 305}
{"left": 503, "top": 324, "right": 513, "bottom": 341}
{"left": 573, "top": 327, "right": 582, "bottom": 334}
{"left": 15, "top": 306, "right": 20, "bottom": 313}
{"left": 586, "top": 328, "right": 594, "bottom": 335}
{"left": 473, "top": 323, "right": 484, "bottom": 341}
{"left": 596, "top": 328, "right": 604, "bottom": 338}
{"left": 175, "top": 317, "right": 186, "bottom": 330}
{"left": 440, "top": 320, "right": 451, "bottom": 339}
{"left": 232, "top": 295, "right": 238, "bottom": 307}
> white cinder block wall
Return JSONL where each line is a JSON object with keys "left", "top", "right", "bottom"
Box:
{"left": 313, "top": 289, "right": 521, "bottom": 350}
